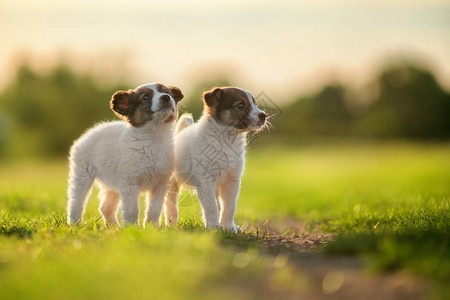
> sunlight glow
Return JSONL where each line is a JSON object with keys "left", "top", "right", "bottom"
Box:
{"left": 1, "top": 0, "right": 449, "bottom": 98}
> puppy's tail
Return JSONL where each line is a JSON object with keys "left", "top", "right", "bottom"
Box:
{"left": 176, "top": 113, "right": 194, "bottom": 134}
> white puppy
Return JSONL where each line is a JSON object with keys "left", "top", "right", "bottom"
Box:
{"left": 164, "top": 87, "right": 267, "bottom": 232}
{"left": 67, "top": 83, "right": 184, "bottom": 226}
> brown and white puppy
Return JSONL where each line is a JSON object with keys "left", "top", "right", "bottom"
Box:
{"left": 164, "top": 87, "right": 267, "bottom": 232}
{"left": 67, "top": 83, "right": 183, "bottom": 226}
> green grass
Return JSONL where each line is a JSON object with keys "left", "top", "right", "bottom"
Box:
{"left": 0, "top": 142, "right": 449, "bottom": 299}
{"left": 242, "top": 142, "right": 450, "bottom": 285}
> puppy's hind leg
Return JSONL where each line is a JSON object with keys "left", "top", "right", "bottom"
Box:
{"left": 98, "top": 186, "right": 120, "bottom": 226}
{"left": 163, "top": 178, "right": 180, "bottom": 226}
{"left": 67, "top": 164, "right": 95, "bottom": 225}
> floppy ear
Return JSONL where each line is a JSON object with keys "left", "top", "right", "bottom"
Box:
{"left": 110, "top": 91, "right": 130, "bottom": 118}
{"left": 203, "top": 87, "right": 223, "bottom": 107}
{"left": 168, "top": 86, "right": 184, "bottom": 103}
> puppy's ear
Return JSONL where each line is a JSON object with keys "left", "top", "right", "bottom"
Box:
{"left": 203, "top": 87, "right": 223, "bottom": 107}
{"left": 110, "top": 91, "right": 131, "bottom": 118}
{"left": 168, "top": 86, "right": 184, "bottom": 103}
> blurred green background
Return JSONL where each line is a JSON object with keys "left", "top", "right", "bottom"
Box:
{"left": 1, "top": 1, "right": 449, "bottom": 299}
{"left": 0, "top": 58, "right": 449, "bottom": 158}
{"left": 1, "top": 1, "right": 450, "bottom": 159}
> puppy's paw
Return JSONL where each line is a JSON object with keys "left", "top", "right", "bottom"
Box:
{"left": 164, "top": 219, "right": 178, "bottom": 227}
{"left": 144, "top": 218, "right": 161, "bottom": 228}
{"left": 222, "top": 224, "right": 241, "bottom": 234}
{"left": 205, "top": 222, "right": 221, "bottom": 230}
{"left": 67, "top": 216, "right": 81, "bottom": 226}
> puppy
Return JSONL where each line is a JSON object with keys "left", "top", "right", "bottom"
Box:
{"left": 67, "top": 83, "right": 184, "bottom": 226}
{"left": 164, "top": 87, "right": 267, "bottom": 232}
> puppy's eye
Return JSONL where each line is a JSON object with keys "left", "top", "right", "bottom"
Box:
{"left": 236, "top": 103, "right": 245, "bottom": 109}
{"left": 143, "top": 94, "right": 150, "bottom": 101}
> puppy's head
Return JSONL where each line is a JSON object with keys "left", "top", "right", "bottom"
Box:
{"left": 203, "top": 87, "right": 267, "bottom": 130}
{"left": 110, "top": 83, "right": 183, "bottom": 127}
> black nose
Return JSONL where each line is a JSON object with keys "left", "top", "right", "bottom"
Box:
{"left": 160, "top": 95, "right": 170, "bottom": 102}
{"left": 258, "top": 112, "right": 267, "bottom": 122}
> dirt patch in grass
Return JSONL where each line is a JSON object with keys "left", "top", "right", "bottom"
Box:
{"left": 249, "top": 216, "right": 334, "bottom": 251}
{"left": 224, "top": 217, "right": 429, "bottom": 300}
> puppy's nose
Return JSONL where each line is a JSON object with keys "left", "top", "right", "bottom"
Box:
{"left": 258, "top": 112, "right": 267, "bottom": 122}
{"left": 160, "top": 95, "right": 170, "bottom": 102}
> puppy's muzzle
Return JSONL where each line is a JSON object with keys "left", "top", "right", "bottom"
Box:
{"left": 159, "top": 95, "right": 175, "bottom": 111}
{"left": 257, "top": 112, "right": 267, "bottom": 126}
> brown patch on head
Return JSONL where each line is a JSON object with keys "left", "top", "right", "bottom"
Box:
{"left": 110, "top": 87, "right": 154, "bottom": 127}
{"left": 202, "top": 87, "right": 253, "bottom": 129}
{"left": 156, "top": 83, "right": 170, "bottom": 94}
{"left": 168, "top": 86, "right": 184, "bottom": 103}
{"left": 157, "top": 83, "right": 184, "bottom": 103}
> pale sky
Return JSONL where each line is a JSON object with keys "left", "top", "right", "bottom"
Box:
{"left": 1, "top": 0, "right": 449, "bottom": 101}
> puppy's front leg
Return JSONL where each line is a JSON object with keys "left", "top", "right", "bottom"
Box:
{"left": 164, "top": 178, "right": 180, "bottom": 226}
{"left": 120, "top": 188, "right": 140, "bottom": 225}
{"left": 219, "top": 178, "right": 241, "bottom": 233}
{"left": 197, "top": 183, "right": 220, "bottom": 229}
{"left": 144, "top": 180, "right": 169, "bottom": 227}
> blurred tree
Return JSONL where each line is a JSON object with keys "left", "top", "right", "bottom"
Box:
{"left": 361, "top": 64, "right": 450, "bottom": 139}
{"left": 308, "top": 85, "right": 354, "bottom": 136}
{"left": 275, "top": 84, "right": 354, "bottom": 138}
{"left": 1, "top": 59, "right": 449, "bottom": 158}
{"left": 0, "top": 61, "right": 127, "bottom": 157}
{"left": 273, "top": 62, "right": 450, "bottom": 141}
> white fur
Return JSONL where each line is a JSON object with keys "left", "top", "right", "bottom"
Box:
{"left": 164, "top": 114, "right": 245, "bottom": 232}
{"left": 164, "top": 87, "right": 266, "bottom": 232}
{"left": 67, "top": 84, "right": 176, "bottom": 226}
